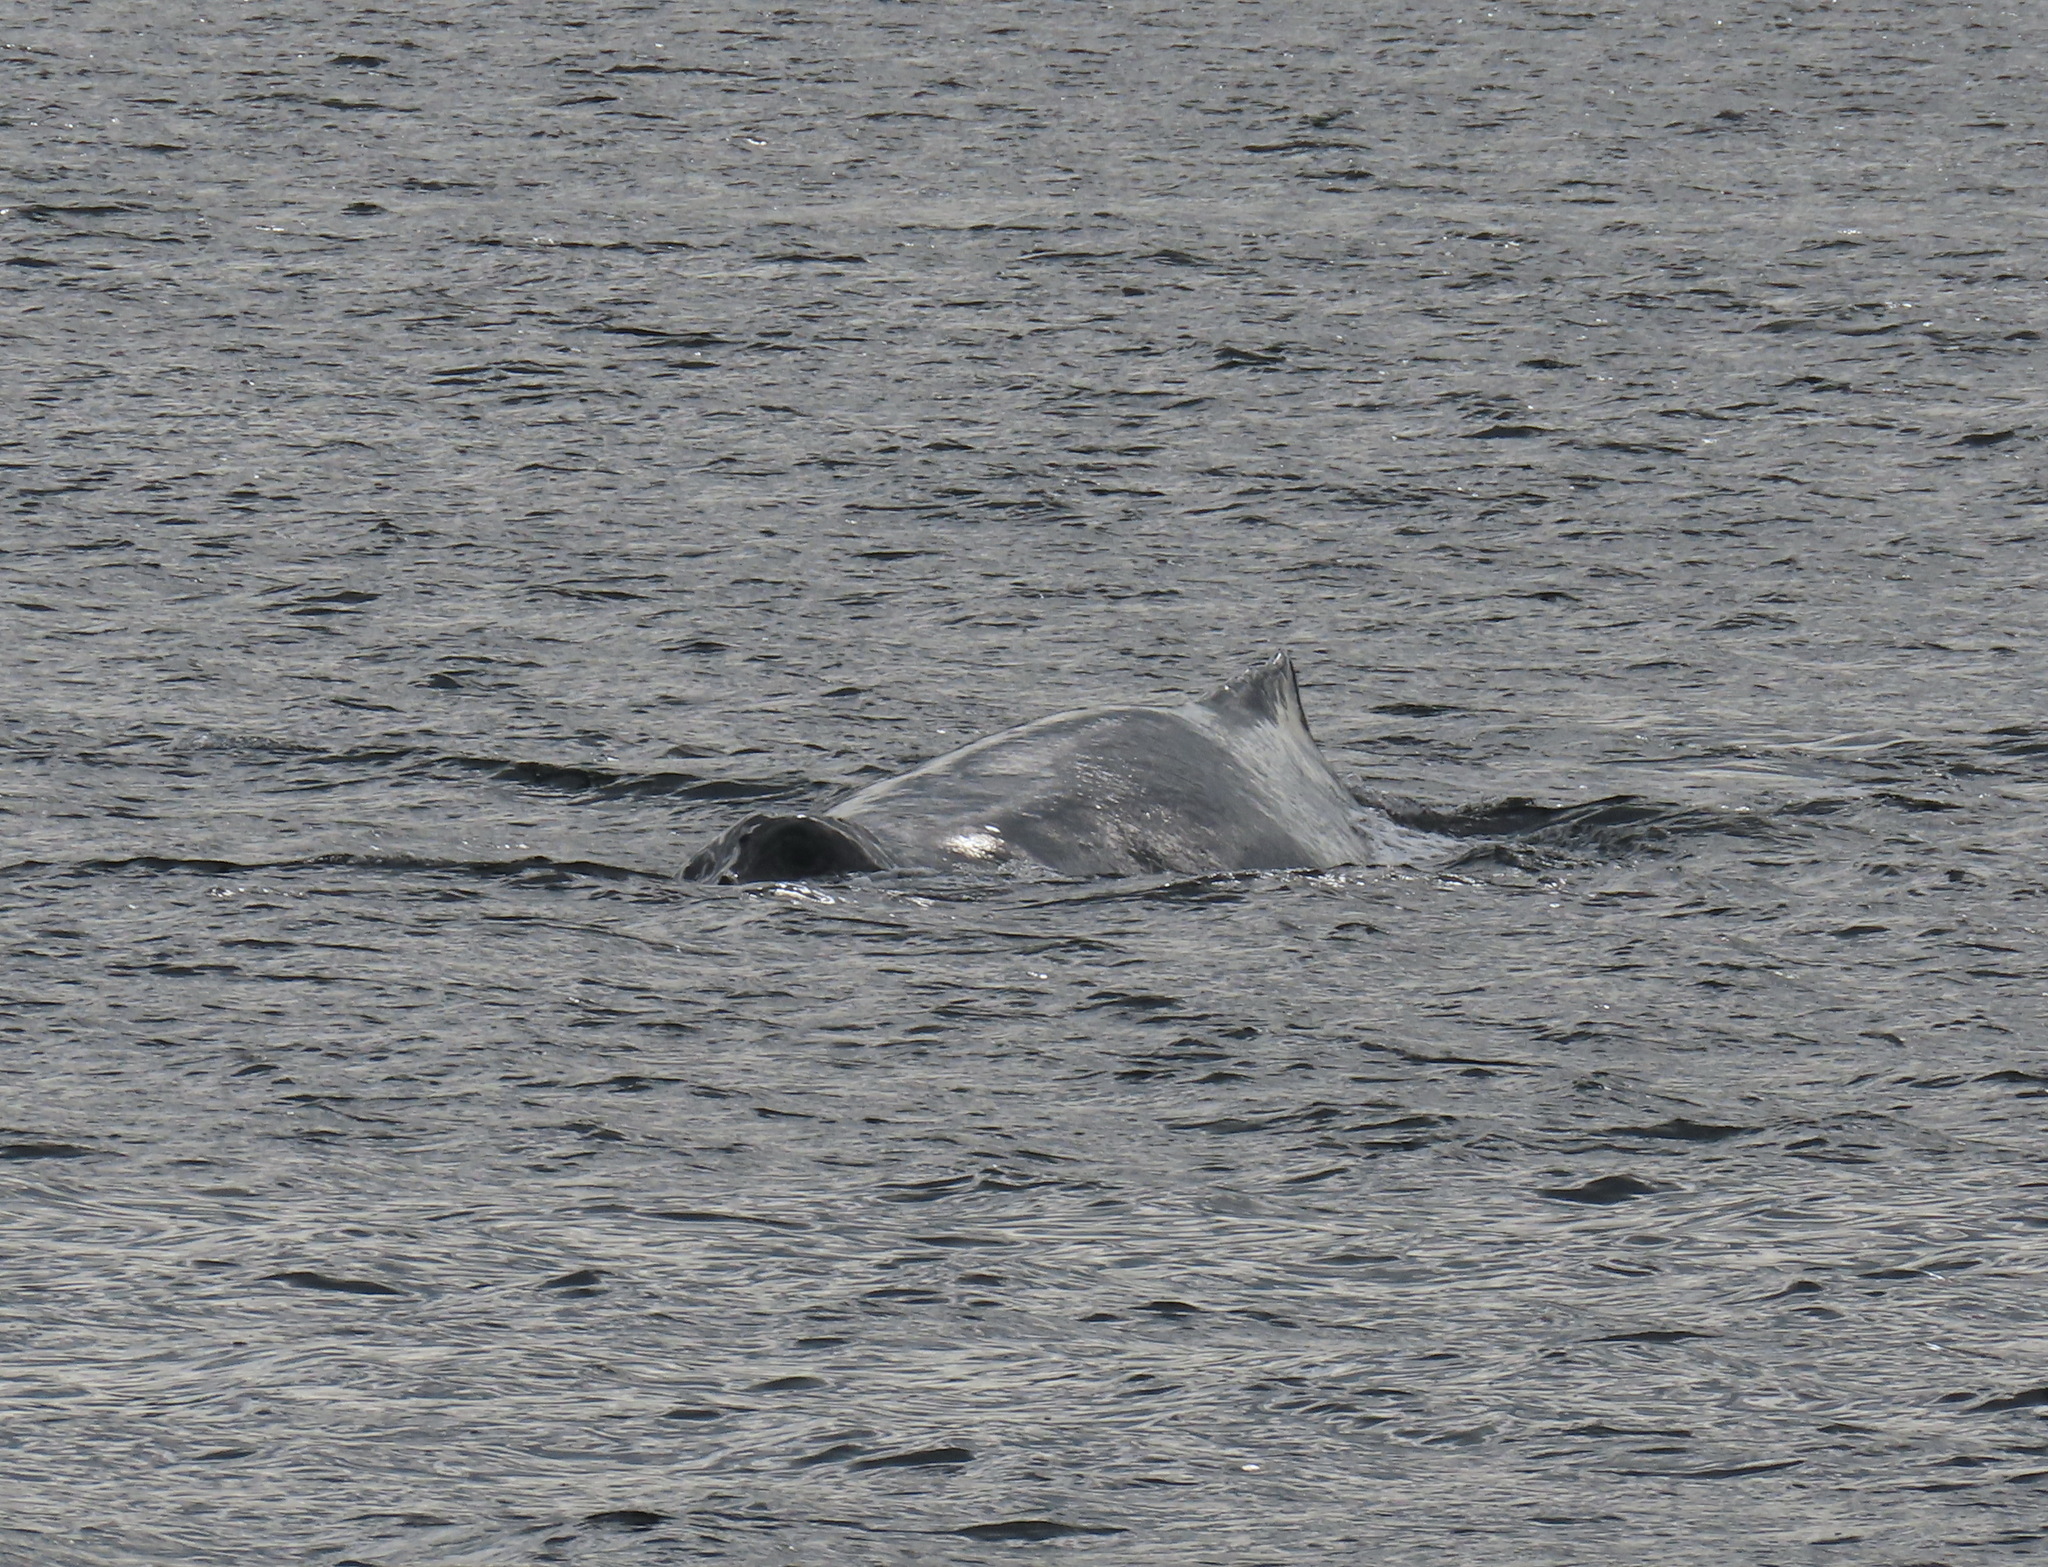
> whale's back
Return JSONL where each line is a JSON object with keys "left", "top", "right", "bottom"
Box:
{"left": 685, "top": 652, "right": 1365, "bottom": 881}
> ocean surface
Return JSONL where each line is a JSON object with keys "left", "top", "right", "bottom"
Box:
{"left": 5, "top": 1, "right": 2047, "bottom": 1562}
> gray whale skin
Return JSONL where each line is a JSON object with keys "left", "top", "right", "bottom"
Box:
{"left": 684, "top": 652, "right": 1367, "bottom": 883}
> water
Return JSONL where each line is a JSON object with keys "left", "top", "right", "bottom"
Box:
{"left": 5, "top": 1, "right": 2048, "bottom": 1562}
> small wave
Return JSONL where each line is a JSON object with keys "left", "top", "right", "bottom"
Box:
{"left": 57, "top": 733, "right": 805, "bottom": 807}
{"left": 3, "top": 853, "right": 669, "bottom": 885}
{"left": 1373, "top": 794, "right": 1789, "bottom": 855}
{"left": 412, "top": 754, "right": 805, "bottom": 804}
{"left": 1985, "top": 724, "right": 2048, "bottom": 761}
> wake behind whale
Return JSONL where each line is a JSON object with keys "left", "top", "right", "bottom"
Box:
{"left": 684, "top": 652, "right": 1371, "bottom": 883}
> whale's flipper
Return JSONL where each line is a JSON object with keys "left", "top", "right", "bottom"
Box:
{"left": 1197, "top": 650, "right": 1309, "bottom": 733}
{"left": 683, "top": 813, "right": 892, "bottom": 883}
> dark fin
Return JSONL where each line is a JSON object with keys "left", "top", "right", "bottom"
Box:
{"left": 683, "top": 814, "right": 892, "bottom": 883}
{"left": 1198, "top": 650, "right": 1307, "bottom": 731}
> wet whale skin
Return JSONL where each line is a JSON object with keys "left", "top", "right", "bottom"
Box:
{"left": 685, "top": 652, "right": 1366, "bottom": 882}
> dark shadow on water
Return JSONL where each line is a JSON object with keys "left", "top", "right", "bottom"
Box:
{"left": 1371, "top": 793, "right": 1795, "bottom": 857}
{"left": 8, "top": 853, "right": 672, "bottom": 886}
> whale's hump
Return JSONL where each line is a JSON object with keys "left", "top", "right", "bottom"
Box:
{"left": 684, "top": 651, "right": 1366, "bottom": 883}
{"left": 1198, "top": 650, "right": 1308, "bottom": 732}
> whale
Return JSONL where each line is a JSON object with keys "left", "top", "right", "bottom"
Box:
{"left": 683, "top": 651, "right": 1369, "bottom": 882}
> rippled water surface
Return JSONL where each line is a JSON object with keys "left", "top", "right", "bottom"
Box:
{"left": 6, "top": 2, "right": 2048, "bottom": 1563}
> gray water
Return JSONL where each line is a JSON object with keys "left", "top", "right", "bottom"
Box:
{"left": 6, "top": 1, "right": 2048, "bottom": 1562}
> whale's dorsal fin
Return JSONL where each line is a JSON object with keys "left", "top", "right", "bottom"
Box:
{"left": 1198, "top": 650, "right": 1307, "bottom": 731}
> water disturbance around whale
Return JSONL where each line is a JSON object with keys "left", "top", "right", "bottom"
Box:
{"left": 683, "top": 652, "right": 1368, "bottom": 881}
